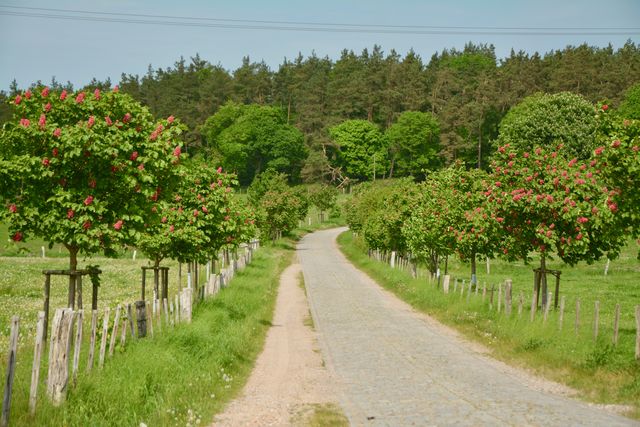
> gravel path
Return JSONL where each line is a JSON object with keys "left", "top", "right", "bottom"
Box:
{"left": 298, "top": 227, "right": 637, "bottom": 426}
{"left": 212, "top": 263, "right": 339, "bottom": 426}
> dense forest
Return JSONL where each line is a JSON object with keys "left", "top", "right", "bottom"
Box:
{"left": 2, "top": 42, "right": 640, "bottom": 183}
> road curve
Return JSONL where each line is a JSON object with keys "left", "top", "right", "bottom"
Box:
{"left": 297, "top": 227, "right": 637, "bottom": 427}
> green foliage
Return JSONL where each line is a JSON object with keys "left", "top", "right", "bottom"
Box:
{"left": 137, "top": 163, "right": 256, "bottom": 264}
{"left": 328, "top": 120, "right": 388, "bottom": 181}
{"left": 488, "top": 142, "right": 625, "bottom": 266}
{"left": 385, "top": 111, "right": 441, "bottom": 178}
{"left": 247, "top": 170, "right": 289, "bottom": 207}
{"left": 0, "top": 86, "right": 184, "bottom": 266}
{"left": 617, "top": 83, "right": 640, "bottom": 120}
{"left": 496, "top": 92, "right": 598, "bottom": 160}
{"left": 595, "top": 109, "right": 640, "bottom": 248}
{"left": 307, "top": 185, "right": 338, "bottom": 214}
{"left": 202, "top": 102, "right": 307, "bottom": 185}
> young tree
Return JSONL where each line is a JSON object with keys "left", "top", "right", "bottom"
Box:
{"left": 308, "top": 185, "right": 338, "bottom": 222}
{"left": 0, "top": 87, "right": 184, "bottom": 283}
{"left": 487, "top": 142, "right": 626, "bottom": 304}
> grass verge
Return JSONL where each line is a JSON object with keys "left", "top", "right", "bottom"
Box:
{"left": 337, "top": 230, "right": 640, "bottom": 419}
{"left": 5, "top": 239, "right": 295, "bottom": 426}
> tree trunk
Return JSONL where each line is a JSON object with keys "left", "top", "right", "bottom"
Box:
{"left": 540, "top": 255, "right": 548, "bottom": 309}
{"left": 470, "top": 253, "right": 477, "bottom": 286}
{"left": 67, "top": 245, "right": 79, "bottom": 309}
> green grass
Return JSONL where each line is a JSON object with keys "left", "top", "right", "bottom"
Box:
{"left": 338, "top": 230, "right": 640, "bottom": 418}
{"left": 292, "top": 403, "right": 349, "bottom": 427}
{"left": 1, "top": 239, "right": 295, "bottom": 426}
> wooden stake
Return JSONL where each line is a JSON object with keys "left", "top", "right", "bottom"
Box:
{"left": 86, "top": 310, "right": 98, "bottom": 372}
{"left": 135, "top": 301, "right": 147, "bottom": 338}
{"left": 613, "top": 303, "right": 620, "bottom": 346}
{"left": 497, "top": 283, "right": 503, "bottom": 313}
{"left": 530, "top": 290, "right": 537, "bottom": 322}
{"left": 482, "top": 283, "right": 487, "bottom": 302}
{"left": 504, "top": 280, "right": 512, "bottom": 315}
{"left": 72, "top": 310, "right": 83, "bottom": 384}
{"left": 108, "top": 305, "right": 121, "bottom": 357}
{"left": 518, "top": 291, "right": 524, "bottom": 316}
{"left": 543, "top": 292, "right": 552, "bottom": 323}
{"left": 29, "top": 312, "right": 45, "bottom": 415}
{"left": 163, "top": 298, "right": 169, "bottom": 326}
{"left": 2, "top": 316, "right": 19, "bottom": 426}
{"left": 120, "top": 318, "right": 127, "bottom": 347}
{"left": 99, "top": 308, "right": 110, "bottom": 368}
{"left": 146, "top": 301, "right": 154, "bottom": 338}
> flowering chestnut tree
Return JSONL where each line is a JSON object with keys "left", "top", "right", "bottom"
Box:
{"left": 486, "top": 142, "right": 626, "bottom": 301}
{"left": 138, "top": 163, "right": 256, "bottom": 265}
{"left": 0, "top": 86, "right": 185, "bottom": 273}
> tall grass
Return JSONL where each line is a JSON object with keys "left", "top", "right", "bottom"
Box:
{"left": 2, "top": 240, "right": 294, "bottom": 426}
{"left": 338, "top": 230, "right": 640, "bottom": 418}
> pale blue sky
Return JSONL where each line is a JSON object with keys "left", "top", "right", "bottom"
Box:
{"left": 0, "top": 0, "right": 639, "bottom": 91}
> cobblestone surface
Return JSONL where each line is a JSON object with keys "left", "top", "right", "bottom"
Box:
{"left": 298, "top": 228, "right": 638, "bottom": 426}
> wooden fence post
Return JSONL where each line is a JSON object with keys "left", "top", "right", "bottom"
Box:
{"left": 504, "top": 280, "right": 512, "bottom": 315}
{"left": 29, "top": 312, "right": 45, "bottom": 415}
{"left": 180, "top": 289, "right": 192, "bottom": 323}
{"left": 613, "top": 303, "right": 620, "bottom": 346}
{"left": 530, "top": 290, "right": 537, "bottom": 322}
{"left": 87, "top": 310, "right": 98, "bottom": 372}
{"left": 497, "top": 283, "right": 503, "bottom": 313}
{"left": 2, "top": 316, "right": 19, "bottom": 426}
{"left": 146, "top": 301, "right": 154, "bottom": 337}
{"left": 174, "top": 294, "right": 180, "bottom": 324}
{"left": 99, "top": 308, "right": 110, "bottom": 368}
{"left": 47, "top": 308, "right": 74, "bottom": 405}
{"left": 482, "top": 284, "right": 487, "bottom": 303}
{"left": 559, "top": 296, "right": 566, "bottom": 331}
{"left": 163, "top": 298, "right": 169, "bottom": 326}
{"left": 135, "top": 301, "right": 147, "bottom": 338}
{"left": 543, "top": 292, "right": 552, "bottom": 324}
{"left": 120, "top": 318, "right": 127, "bottom": 347}
{"left": 127, "top": 304, "right": 135, "bottom": 339}
{"left": 72, "top": 310, "right": 83, "bottom": 384}
{"left": 443, "top": 275, "right": 450, "bottom": 294}
{"left": 108, "top": 305, "right": 121, "bottom": 357}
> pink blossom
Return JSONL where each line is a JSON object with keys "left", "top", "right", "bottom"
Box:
{"left": 137, "top": 163, "right": 145, "bottom": 171}
{"left": 568, "top": 158, "right": 577, "bottom": 167}
{"left": 224, "top": 215, "right": 230, "bottom": 221}
{"left": 611, "top": 140, "right": 621, "bottom": 148}
{"left": 149, "top": 131, "right": 158, "bottom": 141}
{"left": 93, "top": 88, "right": 101, "bottom": 100}
{"left": 8, "top": 204, "right": 17, "bottom": 213}
{"left": 84, "top": 195, "right": 94, "bottom": 206}
{"left": 12, "top": 231, "right": 23, "bottom": 242}
{"left": 575, "top": 178, "right": 585, "bottom": 185}
{"left": 67, "top": 209, "right": 75, "bottom": 219}
{"left": 41, "top": 87, "right": 50, "bottom": 97}
{"left": 545, "top": 195, "right": 554, "bottom": 203}
{"left": 52, "top": 148, "right": 59, "bottom": 157}
{"left": 173, "top": 146, "right": 181, "bottom": 158}
{"left": 122, "top": 113, "right": 132, "bottom": 123}
{"left": 113, "top": 85, "right": 119, "bottom": 92}
{"left": 53, "top": 128, "right": 61, "bottom": 138}
{"left": 193, "top": 209, "right": 199, "bottom": 217}
{"left": 523, "top": 152, "right": 529, "bottom": 158}
{"left": 82, "top": 221, "right": 91, "bottom": 230}
{"left": 167, "top": 115, "right": 175, "bottom": 123}
{"left": 202, "top": 206, "right": 208, "bottom": 213}
{"left": 113, "top": 220, "right": 123, "bottom": 230}
{"left": 88, "top": 179, "right": 96, "bottom": 188}
{"left": 20, "top": 118, "right": 30, "bottom": 127}
{"left": 576, "top": 233, "right": 583, "bottom": 240}
{"left": 161, "top": 216, "right": 167, "bottom": 223}
{"left": 594, "top": 146, "right": 605, "bottom": 156}
{"left": 105, "top": 116, "right": 113, "bottom": 126}
{"left": 24, "top": 90, "right": 32, "bottom": 99}
{"left": 60, "top": 90, "right": 67, "bottom": 100}
{"left": 45, "top": 102, "right": 52, "bottom": 112}
{"left": 602, "top": 104, "right": 609, "bottom": 111}
{"left": 75, "top": 92, "right": 85, "bottom": 103}
{"left": 38, "top": 114, "right": 46, "bottom": 129}
{"left": 577, "top": 217, "right": 589, "bottom": 224}
{"left": 217, "top": 166, "right": 222, "bottom": 173}
{"left": 592, "top": 207, "right": 599, "bottom": 214}
{"left": 169, "top": 225, "right": 175, "bottom": 232}
{"left": 494, "top": 181, "right": 501, "bottom": 187}
{"left": 42, "top": 158, "right": 50, "bottom": 166}
{"left": 496, "top": 217, "right": 504, "bottom": 223}
{"left": 130, "top": 151, "right": 138, "bottom": 161}
{"left": 608, "top": 202, "right": 618, "bottom": 213}
{"left": 14, "top": 94, "right": 22, "bottom": 105}
{"left": 87, "top": 116, "right": 95, "bottom": 128}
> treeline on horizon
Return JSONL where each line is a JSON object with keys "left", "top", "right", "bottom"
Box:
{"left": 1, "top": 41, "right": 639, "bottom": 180}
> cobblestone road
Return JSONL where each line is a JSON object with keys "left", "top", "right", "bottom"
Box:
{"left": 298, "top": 228, "right": 637, "bottom": 426}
